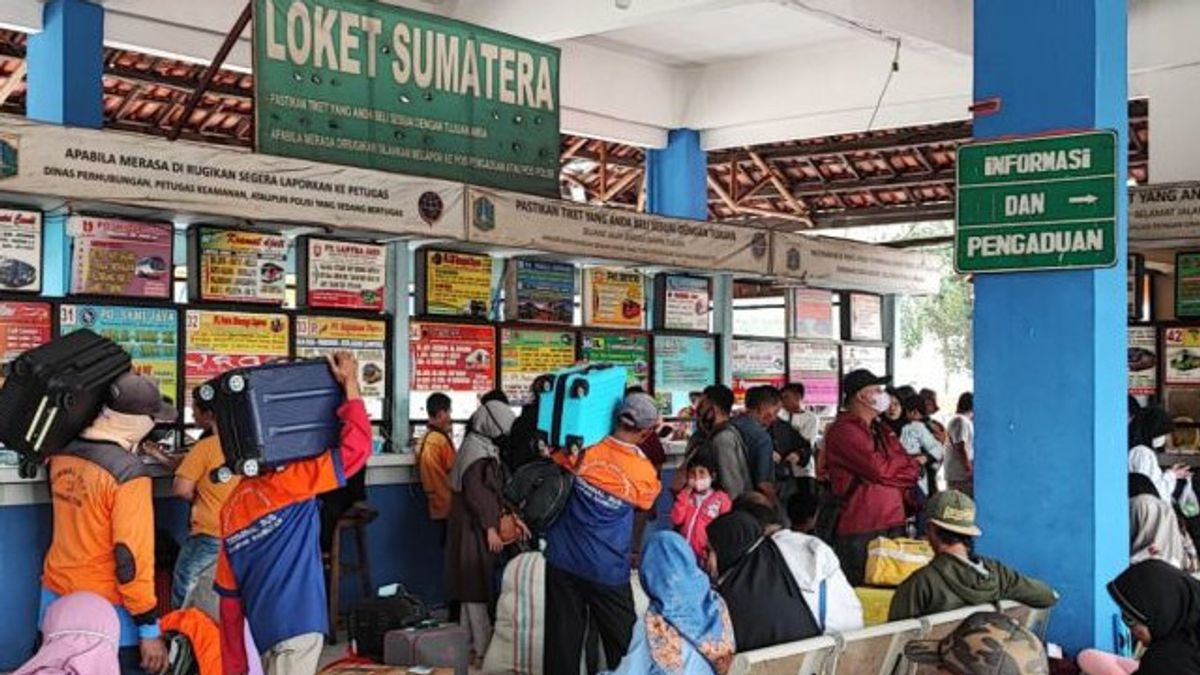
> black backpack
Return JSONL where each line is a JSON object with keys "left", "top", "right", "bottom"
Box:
{"left": 503, "top": 457, "right": 574, "bottom": 533}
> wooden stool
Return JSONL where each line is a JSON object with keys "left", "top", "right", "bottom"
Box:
{"left": 326, "top": 505, "right": 377, "bottom": 642}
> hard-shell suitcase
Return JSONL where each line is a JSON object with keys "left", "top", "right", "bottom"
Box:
{"left": 535, "top": 365, "right": 626, "bottom": 454}
{"left": 0, "top": 329, "right": 131, "bottom": 477}
{"left": 349, "top": 594, "right": 431, "bottom": 661}
{"left": 199, "top": 359, "right": 343, "bottom": 479}
{"left": 383, "top": 623, "right": 470, "bottom": 675}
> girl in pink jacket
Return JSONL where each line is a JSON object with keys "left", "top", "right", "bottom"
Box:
{"left": 672, "top": 454, "right": 732, "bottom": 562}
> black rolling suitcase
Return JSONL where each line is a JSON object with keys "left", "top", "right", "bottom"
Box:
{"left": 0, "top": 329, "right": 132, "bottom": 477}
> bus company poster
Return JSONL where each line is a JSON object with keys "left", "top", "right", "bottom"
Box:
{"left": 506, "top": 259, "right": 574, "bottom": 324}
{"left": 184, "top": 310, "right": 289, "bottom": 416}
{"left": 658, "top": 275, "right": 709, "bottom": 332}
{"left": 842, "top": 344, "right": 888, "bottom": 377}
{"left": 792, "top": 288, "right": 834, "bottom": 339}
{"left": 0, "top": 209, "right": 42, "bottom": 292}
{"left": 788, "top": 341, "right": 840, "bottom": 407}
{"left": 0, "top": 301, "right": 51, "bottom": 364}
{"left": 1165, "top": 327, "right": 1200, "bottom": 385}
{"left": 409, "top": 321, "right": 496, "bottom": 421}
{"left": 1178, "top": 252, "right": 1200, "bottom": 318}
{"left": 500, "top": 329, "right": 576, "bottom": 404}
{"left": 848, "top": 293, "right": 883, "bottom": 342}
{"left": 581, "top": 333, "right": 649, "bottom": 390}
{"left": 68, "top": 216, "right": 172, "bottom": 299}
{"left": 61, "top": 304, "right": 178, "bottom": 402}
{"left": 583, "top": 268, "right": 644, "bottom": 330}
{"left": 653, "top": 334, "right": 716, "bottom": 415}
{"left": 1128, "top": 325, "right": 1157, "bottom": 397}
{"left": 301, "top": 237, "right": 386, "bottom": 311}
{"left": 418, "top": 249, "right": 493, "bottom": 318}
{"left": 731, "top": 339, "right": 786, "bottom": 402}
{"left": 253, "top": 0, "right": 560, "bottom": 196}
{"left": 194, "top": 228, "right": 287, "bottom": 304}
{"left": 296, "top": 315, "right": 388, "bottom": 419}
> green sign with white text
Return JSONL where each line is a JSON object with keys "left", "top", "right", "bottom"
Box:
{"left": 955, "top": 131, "right": 1118, "bottom": 273}
{"left": 253, "top": 0, "right": 560, "bottom": 196}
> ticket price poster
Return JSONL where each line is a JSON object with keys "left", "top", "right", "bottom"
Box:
{"left": 302, "top": 238, "right": 387, "bottom": 311}
{"left": 793, "top": 288, "right": 834, "bottom": 339}
{"left": 61, "top": 304, "right": 178, "bottom": 402}
{"left": 419, "top": 250, "right": 494, "bottom": 318}
{"left": 731, "top": 339, "right": 787, "bottom": 403}
{"left": 409, "top": 322, "right": 497, "bottom": 421}
{"left": 581, "top": 333, "right": 649, "bottom": 390}
{"left": 1165, "top": 327, "right": 1200, "bottom": 385}
{"left": 659, "top": 276, "right": 710, "bottom": 332}
{"left": 501, "top": 329, "right": 576, "bottom": 405}
{"left": 842, "top": 344, "right": 888, "bottom": 377}
{"left": 297, "top": 316, "right": 388, "bottom": 420}
{"left": 583, "top": 268, "right": 644, "bottom": 330}
{"left": 68, "top": 216, "right": 173, "bottom": 299}
{"left": 195, "top": 228, "right": 287, "bottom": 304}
{"left": 653, "top": 335, "right": 716, "bottom": 415}
{"left": 0, "top": 209, "right": 42, "bottom": 292}
{"left": 788, "top": 341, "right": 839, "bottom": 407}
{"left": 1128, "top": 326, "right": 1157, "bottom": 397}
{"left": 507, "top": 259, "right": 574, "bottom": 324}
{"left": 0, "top": 301, "right": 51, "bottom": 364}
{"left": 184, "top": 310, "right": 289, "bottom": 419}
{"left": 848, "top": 293, "right": 883, "bottom": 342}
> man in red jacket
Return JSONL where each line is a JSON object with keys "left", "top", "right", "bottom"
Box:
{"left": 824, "top": 369, "right": 925, "bottom": 586}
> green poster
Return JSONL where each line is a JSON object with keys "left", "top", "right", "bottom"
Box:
{"left": 1178, "top": 252, "right": 1200, "bottom": 318}
{"left": 253, "top": 0, "right": 560, "bottom": 196}
{"left": 581, "top": 333, "right": 649, "bottom": 390}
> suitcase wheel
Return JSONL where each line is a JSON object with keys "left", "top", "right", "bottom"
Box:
{"left": 17, "top": 459, "right": 37, "bottom": 480}
{"left": 569, "top": 380, "right": 589, "bottom": 398}
{"left": 223, "top": 374, "right": 247, "bottom": 394}
{"left": 539, "top": 378, "right": 553, "bottom": 394}
{"left": 197, "top": 384, "right": 216, "bottom": 403}
{"left": 238, "top": 459, "right": 260, "bottom": 477}
{"left": 566, "top": 436, "right": 583, "bottom": 455}
{"left": 210, "top": 466, "right": 234, "bottom": 484}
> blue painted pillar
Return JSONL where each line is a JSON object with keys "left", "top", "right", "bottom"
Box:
{"left": 646, "top": 129, "right": 707, "bottom": 220}
{"left": 973, "top": 0, "right": 1127, "bottom": 653}
{"left": 25, "top": 0, "right": 104, "bottom": 128}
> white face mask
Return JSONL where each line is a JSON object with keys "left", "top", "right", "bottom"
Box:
{"left": 870, "top": 391, "right": 891, "bottom": 414}
{"left": 692, "top": 476, "right": 713, "bottom": 493}
{"left": 1153, "top": 435, "right": 1169, "bottom": 449}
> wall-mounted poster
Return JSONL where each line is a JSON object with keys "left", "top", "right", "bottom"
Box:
{"left": 61, "top": 304, "right": 179, "bottom": 403}
{"left": 792, "top": 288, "right": 835, "bottom": 339}
{"left": 184, "top": 310, "right": 289, "bottom": 420}
{"left": 0, "top": 209, "right": 42, "bottom": 293}
{"left": 847, "top": 293, "right": 883, "bottom": 342}
{"left": 655, "top": 275, "right": 710, "bottom": 332}
{"left": 653, "top": 335, "right": 717, "bottom": 416}
{"left": 842, "top": 344, "right": 888, "bottom": 377}
{"left": 298, "top": 237, "right": 387, "bottom": 311}
{"left": 583, "top": 268, "right": 644, "bottom": 330}
{"left": 68, "top": 216, "right": 173, "bottom": 299}
{"left": 1128, "top": 325, "right": 1157, "bottom": 398}
{"left": 731, "top": 339, "right": 787, "bottom": 403}
{"left": 416, "top": 249, "right": 493, "bottom": 318}
{"left": 190, "top": 227, "right": 287, "bottom": 305}
{"left": 296, "top": 316, "right": 388, "bottom": 420}
{"left": 581, "top": 333, "right": 649, "bottom": 390}
{"left": 0, "top": 301, "right": 51, "bottom": 364}
{"left": 409, "top": 322, "right": 496, "bottom": 421}
{"left": 1178, "top": 253, "right": 1200, "bottom": 319}
{"left": 1165, "top": 327, "right": 1200, "bottom": 385}
{"left": 788, "top": 341, "right": 840, "bottom": 408}
{"left": 501, "top": 328, "right": 576, "bottom": 405}
{"left": 506, "top": 259, "right": 574, "bottom": 324}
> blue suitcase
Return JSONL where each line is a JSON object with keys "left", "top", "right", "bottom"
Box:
{"left": 199, "top": 359, "right": 344, "bottom": 479}
{"left": 535, "top": 365, "right": 626, "bottom": 454}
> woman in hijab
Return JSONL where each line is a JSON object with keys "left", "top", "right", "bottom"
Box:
{"left": 17, "top": 592, "right": 119, "bottom": 675}
{"left": 445, "top": 396, "right": 517, "bottom": 664}
{"left": 605, "top": 531, "right": 735, "bottom": 675}
{"left": 1130, "top": 473, "right": 1192, "bottom": 570}
{"left": 705, "top": 510, "right": 821, "bottom": 652}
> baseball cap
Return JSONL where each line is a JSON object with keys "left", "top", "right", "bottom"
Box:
{"left": 109, "top": 372, "right": 178, "bottom": 423}
{"left": 617, "top": 392, "right": 660, "bottom": 430}
{"left": 926, "top": 490, "right": 982, "bottom": 537}
{"left": 843, "top": 369, "right": 890, "bottom": 402}
{"left": 904, "top": 611, "right": 1049, "bottom": 675}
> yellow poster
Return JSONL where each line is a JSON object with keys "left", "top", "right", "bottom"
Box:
{"left": 296, "top": 316, "right": 388, "bottom": 420}
{"left": 184, "top": 310, "right": 290, "bottom": 415}
{"left": 583, "top": 267, "right": 645, "bottom": 329}
{"left": 197, "top": 228, "right": 288, "bottom": 304}
{"left": 421, "top": 249, "right": 493, "bottom": 318}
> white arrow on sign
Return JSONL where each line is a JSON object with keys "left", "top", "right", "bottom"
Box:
{"left": 1069, "top": 194, "right": 1099, "bottom": 205}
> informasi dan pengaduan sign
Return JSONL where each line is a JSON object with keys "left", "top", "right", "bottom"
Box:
{"left": 254, "top": 0, "right": 561, "bottom": 196}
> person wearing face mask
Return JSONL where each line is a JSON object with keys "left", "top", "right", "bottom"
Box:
{"left": 1129, "top": 403, "right": 1190, "bottom": 502}
{"left": 675, "top": 385, "right": 754, "bottom": 501}
{"left": 822, "top": 369, "right": 925, "bottom": 586}
{"left": 672, "top": 453, "right": 733, "bottom": 563}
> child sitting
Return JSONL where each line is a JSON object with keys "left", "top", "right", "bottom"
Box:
{"left": 671, "top": 453, "right": 732, "bottom": 562}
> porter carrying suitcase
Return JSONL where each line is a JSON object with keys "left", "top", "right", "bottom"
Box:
{"left": 535, "top": 365, "right": 626, "bottom": 454}
{"left": 383, "top": 623, "right": 470, "bottom": 675}
{"left": 0, "top": 329, "right": 131, "bottom": 477}
{"left": 199, "top": 359, "right": 344, "bottom": 479}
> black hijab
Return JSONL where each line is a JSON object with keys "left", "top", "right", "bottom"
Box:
{"left": 707, "top": 511, "right": 820, "bottom": 652}
{"left": 1109, "top": 559, "right": 1200, "bottom": 675}
{"left": 1130, "top": 473, "right": 1161, "bottom": 499}
{"left": 1130, "top": 406, "right": 1174, "bottom": 451}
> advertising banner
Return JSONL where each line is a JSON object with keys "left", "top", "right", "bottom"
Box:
{"left": 1128, "top": 325, "right": 1157, "bottom": 397}
{"left": 580, "top": 333, "right": 649, "bottom": 390}
{"left": 467, "top": 187, "right": 772, "bottom": 274}
{"left": 731, "top": 339, "right": 787, "bottom": 403}
{"left": 0, "top": 209, "right": 42, "bottom": 293}
{"left": 792, "top": 288, "right": 834, "bottom": 339}
{"left": 506, "top": 259, "right": 574, "bottom": 324}
{"left": 1165, "top": 327, "right": 1200, "bottom": 386}
{"left": 1130, "top": 182, "right": 1200, "bottom": 246}
{"left": 500, "top": 328, "right": 576, "bottom": 404}
{"left": 0, "top": 301, "right": 51, "bottom": 364}
{"left": 0, "top": 118, "right": 464, "bottom": 239}
{"left": 253, "top": 0, "right": 560, "bottom": 196}
{"left": 773, "top": 232, "right": 941, "bottom": 296}
{"left": 657, "top": 275, "right": 709, "bottom": 332}
{"left": 184, "top": 310, "right": 289, "bottom": 418}
{"left": 68, "top": 216, "right": 173, "bottom": 299}
{"left": 583, "top": 268, "right": 644, "bottom": 330}
{"left": 409, "top": 321, "right": 496, "bottom": 421}
{"left": 193, "top": 228, "right": 287, "bottom": 304}
{"left": 653, "top": 334, "right": 716, "bottom": 416}
{"left": 61, "top": 304, "right": 178, "bottom": 402}
{"left": 418, "top": 249, "right": 493, "bottom": 318}
{"left": 299, "top": 237, "right": 387, "bottom": 311}
{"left": 788, "top": 341, "right": 840, "bottom": 408}
{"left": 842, "top": 344, "right": 888, "bottom": 376}
{"left": 1178, "top": 252, "right": 1200, "bottom": 319}
{"left": 296, "top": 315, "right": 388, "bottom": 420}
{"left": 848, "top": 293, "right": 883, "bottom": 342}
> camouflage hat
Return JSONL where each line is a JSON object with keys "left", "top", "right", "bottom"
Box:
{"left": 904, "top": 612, "right": 1049, "bottom": 675}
